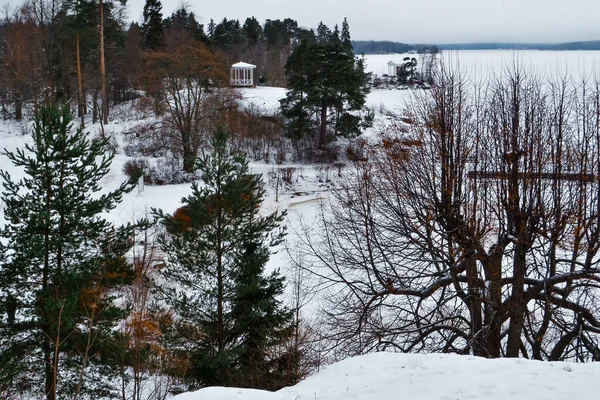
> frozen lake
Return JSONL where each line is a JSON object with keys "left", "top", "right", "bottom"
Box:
{"left": 364, "top": 50, "right": 600, "bottom": 79}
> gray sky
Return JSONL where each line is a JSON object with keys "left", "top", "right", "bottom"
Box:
{"left": 6, "top": 0, "right": 599, "bottom": 44}
{"left": 122, "top": 0, "right": 600, "bottom": 44}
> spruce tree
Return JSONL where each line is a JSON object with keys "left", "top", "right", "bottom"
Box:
{"left": 341, "top": 17, "right": 352, "bottom": 51}
{"left": 142, "top": 0, "right": 164, "bottom": 50}
{"left": 207, "top": 18, "right": 216, "bottom": 39}
{"left": 155, "top": 127, "right": 292, "bottom": 389}
{"left": 331, "top": 24, "right": 341, "bottom": 44}
{"left": 0, "top": 105, "right": 138, "bottom": 399}
{"left": 163, "top": 6, "right": 207, "bottom": 42}
{"left": 316, "top": 21, "right": 331, "bottom": 43}
{"left": 228, "top": 241, "right": 295, "bottom": 389}
{"left": 242, "top": 16, "right": 263, "bottom": 46}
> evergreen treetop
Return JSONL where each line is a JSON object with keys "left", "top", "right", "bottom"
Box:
{"left": 341, "top": 17, "right": 352, "bottom": 51}
{"left": 142, "top": 0, "right": 164, "bottom": 49}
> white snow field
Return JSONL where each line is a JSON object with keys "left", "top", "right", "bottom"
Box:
{"left": 172, "top": 352, "right": 600, "bottom": 400}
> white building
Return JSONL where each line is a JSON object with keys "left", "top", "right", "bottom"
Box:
{"left": 230, "top": 62, "right": 257, "bottom": 87}
{"left": 387, "top": 60, "right": 405, "bottom": 76}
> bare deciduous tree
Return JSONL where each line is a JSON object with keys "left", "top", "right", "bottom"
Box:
{"left": 296, "top": 62, "right": 600, "bottom": 361}
{"left": 140, "top": 31, "right": 232, "bottom": 173}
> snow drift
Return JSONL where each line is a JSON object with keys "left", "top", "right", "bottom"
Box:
{"left": 172, "top": 352, "right": 600, "bottom": 400}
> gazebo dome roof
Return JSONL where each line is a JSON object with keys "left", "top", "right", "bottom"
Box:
{"left": 232, "top": 61, "right": 257, "bottom": 69}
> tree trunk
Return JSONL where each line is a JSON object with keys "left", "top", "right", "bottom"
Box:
{"left": 216, "top": 180, "right": 225, "bottom": 354}
{"left": 93, "top": 89, "right": 98, "bottom": 124}
{"left": 506, "top": 243, "right": 528, "bottom": 357}
{"left": 44, "top": 336, "right": 56, "bottom": 400}
{"left": 319, "top": 103, "right": 327, "bottom": 147}
{"left": 482, "top": 253, "right": 503, "bottom": 358}
{"left": 15, "top": 94, "right": 22, "bottom": 121}
{"left": 43, "top": 176, "right": 56, "bottom": 400}
{"left": 99, "top": 0, "right": 108, "bottom": 125}
{"left": 182, "top": 134, "right": 196, "bottom": 173}
{"left": 465, "top": 258, "right": 486, "bottom": 357}
{"left": 76, "top": 35, "right": 85, "bottom": 128}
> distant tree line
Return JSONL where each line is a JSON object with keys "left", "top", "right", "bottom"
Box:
{"left": 351, "top": 41, "right": 441, "bottom": 55}
{"left": 352, "top": 40, "right": 415, "bottom": 54}
{"left": 203, "top": 16, "right": 315, "bottom": 86}
{"left": 437, "top": 41, "right": 600, "bottom": 50}
{"left": 353, "top": 40, "right": 600, "bottom": 54}
{"left": 0, "top": 0, "right": 316, "bottom": 124}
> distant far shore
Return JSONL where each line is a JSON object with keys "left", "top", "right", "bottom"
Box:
{"left": 352, "top": 40, "right": 600, "bottom": 54}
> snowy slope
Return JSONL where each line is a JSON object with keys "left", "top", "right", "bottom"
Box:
{"left": 172, "top": 352, "right": 600, "bottom": 400}
{"left": 95, "top": 84, "right": 410, "bottom": 256}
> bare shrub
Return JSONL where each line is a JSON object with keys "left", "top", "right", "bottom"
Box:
{"left": 143, "top": 156, "right": 197, "bottom": 186}
{"left": 123, "top": 159, "right": 148, "bottom": 181}
{"left": 123, "top": 121, "right": 168, "bottom": 157}
{"left": 280, "top": 167, "right": 296, "bottom": 185}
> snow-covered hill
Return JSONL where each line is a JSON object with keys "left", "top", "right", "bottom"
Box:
{"left": 172, "top": 352, "right": 600, "bottom": 400}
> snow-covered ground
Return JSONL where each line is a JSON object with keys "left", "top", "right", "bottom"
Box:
{"left": 172, "top": 352, "right": 600, "bottom": 400}
{"left": 2, "top": 50, "right": 600, "bottom": 399}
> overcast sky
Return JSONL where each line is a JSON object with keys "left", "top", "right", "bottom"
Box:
{"left": 120, "top": 0, "right": 600, "bottom": 44}
{"left": 5, "top": 0, "right": 599, "bottom": 43}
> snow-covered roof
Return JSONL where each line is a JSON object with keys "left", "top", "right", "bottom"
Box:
{"left": 231, "top": 61, "right": 257, "bottom": 69}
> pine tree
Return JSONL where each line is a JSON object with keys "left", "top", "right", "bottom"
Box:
{"left": 280, "top": 39, "right": 318, "bottom": 140}
{"left": 155, "top": 127, "right": 292, "bottom": 389}
{"left": 142, "top": 0, "right": 164, "bottom": 50}
{"left": 207, "top": 18, "right": 216, "bottom": 39}
{"left": 213, "top": 18, "right": 243, "bottom": 48}
{"left": 316, "top": 21, "right": 331, "bottom": 43}
{"left": 163, "top": 6, "right": 207, "bottom": 42}
{"left": 281, "top": 21, "right": 371, "bottom": 146}
{"left": 64, "top": 0, "right": 99, "bottom": 126}
{"left": 331, "top": 24, "right": 341, "bottom": 44}
{"left": 242, "top": 16, "right": 263, "bottom": 46}
{"left": 0, "top": 105, "right": 138, "bottom": 399}
{"left": 341, "top": 17, "right": 352, "bottom": 51}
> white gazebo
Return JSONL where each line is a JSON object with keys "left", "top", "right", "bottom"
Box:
{"left": 230, "top": 61, "right": 257, "bottom": 87}
{"left": 387, "top": 60, "right": 403, "bottom": 76}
